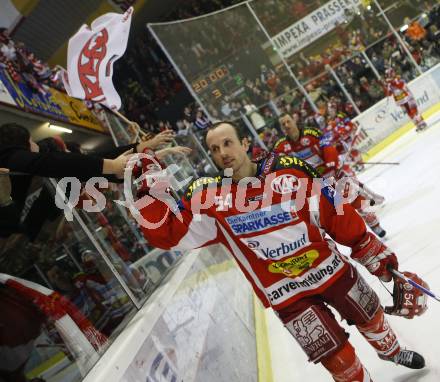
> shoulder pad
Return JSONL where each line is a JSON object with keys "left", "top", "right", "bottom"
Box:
{"left": 273, "top": 155, "right": 320, "bottom": 178}
{"left": 184, "top": 175, "right": 222, "bottom": 200}
{"left": 302, "top": 128, "right": 322, "bottom": 138}
{"left": 273, "top": 137, "right": 287, "bottom": 149}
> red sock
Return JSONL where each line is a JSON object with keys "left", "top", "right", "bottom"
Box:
{"left": 321, "top": 341, "right": 373, "bottom": 382}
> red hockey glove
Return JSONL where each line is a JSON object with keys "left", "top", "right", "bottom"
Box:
{"left": 132, "top": 148, "right": 164, "bottom": 197}
{"left": 351, "top": 232, "right": 398, "bottom": 281}
{"left": 385, "top": 271, "right": 429, "bottom": 319}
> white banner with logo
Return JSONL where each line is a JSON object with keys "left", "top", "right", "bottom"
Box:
{"left": 0, "top": 75, "right": 16, "bottom": 105}
{"left": 354, "top": 63, "right": 440, "bottom": 154}
{"left": 272, "top": 0, "right": 362, "bottom": 58}
{"left": 63, "top": 7, "right": 133, "bottom": 110}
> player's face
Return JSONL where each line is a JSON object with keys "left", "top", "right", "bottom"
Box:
{"left": 279, "top": 115, "right": 300, "bottom": 141}
{"left": 206, "top": 124, "right": 250, "bottom": 172}
{"left": 328, "top": 108, "right": 337, "bottom": 118}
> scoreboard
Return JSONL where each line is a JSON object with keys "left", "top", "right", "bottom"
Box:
{"left": 191, "top": 65, "right": 243, "bottom": 101}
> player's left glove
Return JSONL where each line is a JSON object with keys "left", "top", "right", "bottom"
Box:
{"left": 351, "top": 232, "right": 398, "bottom": 281}
{"left": 385, "top": 271, "right": 429, "bottom": 319}
{"left": 132, "top": 148, "right": 164, "bottom": 197}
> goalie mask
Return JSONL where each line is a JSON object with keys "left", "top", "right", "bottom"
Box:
{"left": 385, "top": 271, "right": 429, "bottom": 319}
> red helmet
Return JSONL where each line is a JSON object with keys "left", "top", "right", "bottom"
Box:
{"left": 385, "top": 271, "right": 429, "bottom": 319}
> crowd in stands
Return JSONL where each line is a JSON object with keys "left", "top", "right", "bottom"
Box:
{"left": 115, "top": 0, "right": 427, "bottom": 139}
{"left": 115, "top": 0, "right": 327, "bottom": 133}
{"left": 213, "top": 4, "right": 440, "bottom": 152}
{"left": 113, "top": 33, "right": 185, "bottom": 129}
{"left": 0, "top": 28, "right": 65, "bottom": 95}
{"left": 2, "top": 0, "right": 440, "bottom": 160}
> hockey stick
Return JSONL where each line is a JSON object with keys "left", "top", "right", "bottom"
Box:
{"left": 390, "top": 269, "right": 440, "bottom": 302}
{"left": 101, "top": 103, "right": 147, "bottom": 142}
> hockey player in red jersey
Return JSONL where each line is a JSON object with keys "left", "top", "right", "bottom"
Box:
{"left": 273, "top": 114, "right": 339, "bottom": 177}
{"left": 133, "top": 121, "right": 427, "bottom": 382}
{"left": 326, "top": 106, "right": 364, "bottom": 170}
{"left": 325, "top": 107, "right": 385, "bottom": 203}
{"left": 384, "top": 67, "right": 427, "bottom": 132}
{"left": 275, "top": 113, "right": 386, "bottom": 238}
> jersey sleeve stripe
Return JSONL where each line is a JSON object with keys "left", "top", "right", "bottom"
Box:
{"left": 171, "top": 214, "right": 218, "bottom": 251}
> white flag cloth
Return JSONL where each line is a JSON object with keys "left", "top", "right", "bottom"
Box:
{"left": 63, "top": 7, "right": 133, "bottom": 110}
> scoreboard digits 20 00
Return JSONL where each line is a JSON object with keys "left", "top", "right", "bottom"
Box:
{"left": 192, "top": 66, "right": 229, "bottom": 98}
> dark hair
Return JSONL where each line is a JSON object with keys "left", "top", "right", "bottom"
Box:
{"left": 65, "top": 141, "right": 82, "bottom": 154}
{"left": 205, "top": 120, "right": 247, "bottom": 143}
{"left": 0, "top": 123, "right": 31, "bottom": 149}
{"left": 37, "top": 137, "right": 64, "bottom": 153}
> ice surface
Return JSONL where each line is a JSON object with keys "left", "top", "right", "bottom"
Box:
{"left": 265, "top": 116, "right": 440, "bottom": 382}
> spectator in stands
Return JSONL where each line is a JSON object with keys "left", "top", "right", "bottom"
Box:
{"left": 220, "top": 97, "right": 234, "bottom": 118}
{"left": 194, "top": 110, "right": 211, "bottom": 131}
{"left": 365, "top": 78, "right": 384, "bottom": 102}
{"left": 370, "top": 51, "right": 386, "bottom": 73}
{"left": 0, "top": 28, "right": 65, "bottom": 93}
{"left": 183, "top": 106, "right": 194, "bottom": 123}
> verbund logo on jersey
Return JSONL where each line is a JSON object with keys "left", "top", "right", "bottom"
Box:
{"left": 247, "top": 234, "right": 307, "bottom": 260}
{"left": 226, "top": 203, "right": 298, "bottom": 235}
{"left": 242, "top": 223, "right": 310, "bottom": 260}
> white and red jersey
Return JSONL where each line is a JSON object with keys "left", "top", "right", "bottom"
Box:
{"left": 272, "top": 128, "right": 339, "bottom": 176}
{"left": 385, "top": 77, "right": 412, "bottom": 106}
{"left": 325, "top": 113, "right": 358, "bottom": 156}
{"left": 139, "top": 154, "right": 367, "bottom": 312}
{"left": 385, "top": 73, "right": 426, "bottom": 129}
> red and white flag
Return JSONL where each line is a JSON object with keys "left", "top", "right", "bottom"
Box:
{"left": 63, "top": 7, "right": 133, "bottom": 110}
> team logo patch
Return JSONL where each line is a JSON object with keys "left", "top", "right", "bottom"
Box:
{"left": 271, "top": 174, "right": 299, "bottom": 194}
{"left": 268, "top": 249, "right": 319, "bottom": 277}
{"left": 285, "top": 306, "right": 339, "bottom": 362}
{"left": 301, "top": 137, "right": 310, "bottom": 146}
{"left": 348, "top": 276, "right": 380, "bottom": 319}
{"left": 225, "top": 202, "right": 298, "bottom": 235}
{"left": 242, "top": 223, "right": 310, "bottom": 260}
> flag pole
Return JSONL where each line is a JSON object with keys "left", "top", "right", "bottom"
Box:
{"left": 100, "top": 104, "right": 148, "bottom": 142}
